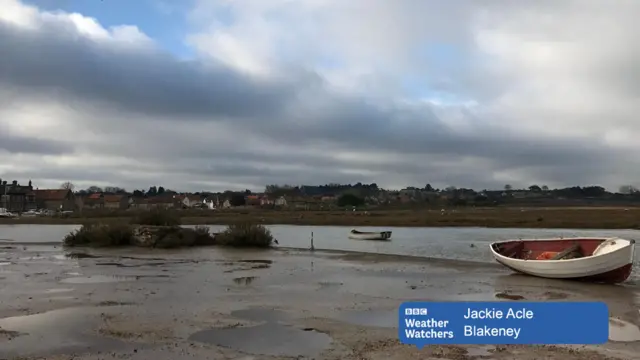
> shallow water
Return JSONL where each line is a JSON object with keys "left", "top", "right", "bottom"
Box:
{"left": 188, "top": 323, "right": 333, "bottom": 357}
{"left": 2, "top": 224, "right": 639, "bottom": 278}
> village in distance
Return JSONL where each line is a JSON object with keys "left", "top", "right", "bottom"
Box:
{"left": 2, "top": 177, "right": 640, "bottom": 216}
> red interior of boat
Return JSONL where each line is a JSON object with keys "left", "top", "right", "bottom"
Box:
{"left": 492, "top": 238, "right": 607, "bottom": 260}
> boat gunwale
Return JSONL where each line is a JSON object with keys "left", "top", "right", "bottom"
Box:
{"left": 489, "top": 237, "right": 635, "bottom": 264}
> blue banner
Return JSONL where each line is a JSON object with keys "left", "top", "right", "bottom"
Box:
{"left": 399, "top": 301, "right": 608, "bottom": 346}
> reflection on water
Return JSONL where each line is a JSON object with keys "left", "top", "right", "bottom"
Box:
{"left": 609, "top": 318, "right": 640, "bottom": 341}
{"left": 2, "top": 224, "right": 640, "bottom": 279}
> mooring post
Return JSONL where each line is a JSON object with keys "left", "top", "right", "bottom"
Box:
{"left": 310, "top": 231, "right": 315, "bottom": 251}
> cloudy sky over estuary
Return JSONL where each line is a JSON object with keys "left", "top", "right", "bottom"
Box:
{"left": 1, "top": 0, "right": 639, "bottom": 192}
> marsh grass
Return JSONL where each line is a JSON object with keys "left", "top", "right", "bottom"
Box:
{"left": 216, "top": 222, "right": 275, "bottom": 248}
{"left": 63, "top": 223, "right": 135, "bottom": 247}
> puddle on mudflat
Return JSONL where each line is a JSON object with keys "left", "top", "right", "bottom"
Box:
{"left": 60, "top": 275, "right": 136, "bottom": 284}
{"left": 0, "top": 262, "right": 11, "bottom": 266}
{"left": 47, "top": 296, "right": 76, "bottom": 301}
{"left": 335, "top": 309, "right": 397, "bottom": 328}
{"left": 609, "top": 318, "right": 640, "bottom": 342}
{"left": 19, "top": 256, "right": 47, "bottom": 260}
{"left": 233, "top": 276, "right": 257, "bottom": 285}
{"left": 231, "top": 308, "right": 290, "bottom": 323}
{"left": 466, "top": 345, "right": 493, "bottom": 357}
{"left": 0, "top": 307, "right": 134, "bottom": 358}
{"left": 189, "top": 323, "right": 331, "bottom": 357}
{"left": 44, "top": 288, "right": 74, "bottom": 294}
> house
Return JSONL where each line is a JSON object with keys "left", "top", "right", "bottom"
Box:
{"left": 245, "top": 195, "right": 260, "bottom": 206}
{"left": 129, "top": 197, "right": 149, "bottom": 209}
{"left": 33, "top": 189, "right": 75, "bottom": 211}
{"left": 260, "top": 196, "right": 274, "bottom": 206}
{"left": 0, "top": 179, "right": 36, "bottom": 212}
{"left": 103, "top": 194, "right": 129, "bottom": 210}
{"left": 172, "top": 194, "right": 203, "bottom": 208}
{"left": 274, "top": 196, "right": 287, "bottom": 207}
{"left": 146, "top": 195, "right": 178, "bottom": 209}
{"left": 83, "top": 193, "right": 105, "bottom": 209}
{"left": 222, "top": 199, "right": 232, "bottom": 208}
{"left": 320, "top": 195, "right": 336, "bottom": 203}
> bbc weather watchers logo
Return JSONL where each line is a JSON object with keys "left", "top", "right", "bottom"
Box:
{"left": 405, "top": 307, "right": 428, "bottom": 316}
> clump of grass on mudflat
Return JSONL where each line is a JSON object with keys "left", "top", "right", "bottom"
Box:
{"left": 131, "top": 208, "right": 181, "bottom": 226}
{"left": 216, "top": 222, "right": 275, "bottom": 248}
{"left": 63, "top": 223, "right": 135, "bottom": 247}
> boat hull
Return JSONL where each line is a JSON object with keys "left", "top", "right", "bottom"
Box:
{"left": 490, "top": 237, "right": 635, "bottom": 284}
{"left": 348, "top": 230, "right": 392, "bottom": 241}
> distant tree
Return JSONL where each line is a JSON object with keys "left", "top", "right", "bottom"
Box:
{"left": 60, "top": 182, "right": 75, "bottom": 191}
{"left": 337, "top": 194, "right": 365, "bottom": 207}
{"left": 424, "top": 183, "right": 434, "bottom": 191}
{"left": 132, "top": 189, "right": 144, "bottom": 197}
{"left": 583, "top": 186, "right": 606, "bottom": 197}
{"left": 230, "top": 193, "right": 246, "bottom": 206}
{"left": 619, "top": 185, "right": 639, "bottom": 194}
{"left": 528, "top": 185, "right": 541, "bottom": 192}
{"left": 541, "top": 185, "right": 549, "bottom": 191}
{"left": 157, "top": 186, "right": 165, "bottom": 195}
{"left": 147, "top": 186, "right": 157, "bottom": 196}
{"left": 245, "top": 189, "right": 252, "bottom": 195}
{"left": 86, "top": 185, "right": 102, "bottom": 193}
{"left": 504, "top": 184, "right": 513, "bottom": 191}
{"left": 104, "top": 186, "right": 126, "bottom": 194}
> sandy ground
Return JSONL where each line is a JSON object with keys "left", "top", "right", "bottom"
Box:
{"left": 0, "top": 245, "right": 639, "bottom": 359}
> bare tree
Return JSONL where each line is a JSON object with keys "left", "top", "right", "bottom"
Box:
{"left": 60, "top": 181, "right": 75, "bottom": 191}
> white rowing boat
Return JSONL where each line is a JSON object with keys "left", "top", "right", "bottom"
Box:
{"left": 348, "top": 229, "right": 392, "bottom": 241}
{"left": 489, "top": 237, "right": 635, "bottom": 284}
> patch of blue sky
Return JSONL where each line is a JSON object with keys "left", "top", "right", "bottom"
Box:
{"left": 24, "top": 0, "right": 194, "bottom": 58}
{"left": 407, "top": 42, "right": 476, "bottom": 105}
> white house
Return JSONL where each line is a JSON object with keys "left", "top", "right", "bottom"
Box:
{"left": 274, "top": 196, "right": 287, "bottom": 207}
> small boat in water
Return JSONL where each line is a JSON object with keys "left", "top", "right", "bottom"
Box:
{"left": 348, "top": 229, "right": 392, "bottom": 241}
{"left": 490, "top": 237, "right": 635, "bottom": 284}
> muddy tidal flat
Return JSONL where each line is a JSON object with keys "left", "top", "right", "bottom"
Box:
{"left": 1, "top": 242, "right": 640, "bottom": 360}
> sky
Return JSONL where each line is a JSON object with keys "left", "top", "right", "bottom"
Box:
{"left": 1, "top": 0, "right": 639, "bottom": 193}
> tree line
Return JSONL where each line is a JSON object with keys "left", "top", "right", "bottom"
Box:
{"left": 60, "top": 181, "right": 640, "bottom": 199}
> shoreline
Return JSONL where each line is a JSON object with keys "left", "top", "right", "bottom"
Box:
{"left": 1, "top": 206, "right": 640, "bottom": 229}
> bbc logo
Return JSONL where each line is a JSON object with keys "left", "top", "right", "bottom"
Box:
{"left": 405, "top": 308, "right": 428, "bottom": 316}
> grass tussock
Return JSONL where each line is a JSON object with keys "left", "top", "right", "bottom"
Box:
{"left": 216, "top": 222, "right": 275, "bottom": 248}
{"left": 63, "top": 223, "right": 135, "bottom": 247}
{"left": 131, "top": 208, "right": 181, "bottom": 226}
{"left": 62, "top": 223, "right": 216, "bottom": 248}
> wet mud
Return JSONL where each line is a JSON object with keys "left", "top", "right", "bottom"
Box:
{"left": 0, "top": 245, "right": 639, "bottom": 359}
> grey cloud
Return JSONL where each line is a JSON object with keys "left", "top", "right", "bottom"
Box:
{"left": 0, "top": 21, "right": 292, "bottom": 120}
{"left": 0, "top": 1, "right": 633, "bottom": 191}
{"left": 0, "top": 130, "right": 72, "bottom": 155}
